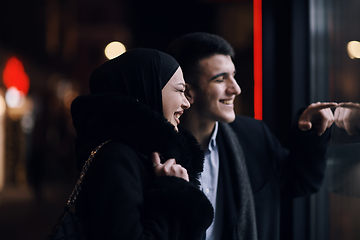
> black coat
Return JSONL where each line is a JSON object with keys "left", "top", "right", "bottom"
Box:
{"left": 216, "top": 115, "right": 329, "bottom": 240}
{"left": 71, "top": 94, "right": 214, "bottom": 240}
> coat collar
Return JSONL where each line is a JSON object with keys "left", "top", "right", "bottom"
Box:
{"left": 71, "top": 93, "right": 204, "bottom": 186}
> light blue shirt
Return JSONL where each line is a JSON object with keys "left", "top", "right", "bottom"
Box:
{"left": 199, "top": 122, "right": 220, "bottom": 240}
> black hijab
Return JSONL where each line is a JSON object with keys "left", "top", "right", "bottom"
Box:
{"left": 88, "top": 48, "right": 180, "bottom": 114}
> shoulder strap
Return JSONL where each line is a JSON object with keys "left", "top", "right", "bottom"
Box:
{"left": 65, "top": 140, "right": 111, "bottom": 210}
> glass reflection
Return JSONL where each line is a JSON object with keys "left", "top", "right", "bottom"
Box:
{"left": 327, "top": 102, "right": 360, "bottom": 198}
{"left": 334, "top": 102, "right": 360, "bottom": 137}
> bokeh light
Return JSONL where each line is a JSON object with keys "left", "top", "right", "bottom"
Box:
{"left": 104, "top": 41, "right": 126, "bottom": 60}
{"left": 0, "top": 95, "right": 6, "bottom": 116}
{"left": 21, "top": 112, "right": 35, "bottom": 133}
{"left": 3, "top": 57, "right": 30, "bottom": 95}
{"left": 347, "top": 41, "right": 360, "bottom": 59}
{"left": 5, "top": 87, "right": 26, "bottom": 108}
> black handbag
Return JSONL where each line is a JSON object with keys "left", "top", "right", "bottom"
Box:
{"left": 46, "top": 140, "right": 111, "bottom": 240}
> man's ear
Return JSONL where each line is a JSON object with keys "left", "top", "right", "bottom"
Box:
{"left": 185, "top": 83, "right": 195, "bottom": 105}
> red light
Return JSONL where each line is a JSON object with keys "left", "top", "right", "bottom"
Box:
{"left": 253, "top": 0, "right": 262, "bottom": 120}
{"left": 3, "top": 57, "right": 30, "bottom": 95}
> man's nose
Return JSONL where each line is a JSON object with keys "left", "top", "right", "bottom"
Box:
{"left": 227, "top": 78, "right": 241, "bottom": 95}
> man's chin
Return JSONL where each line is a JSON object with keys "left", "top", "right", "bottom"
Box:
{"left": 219, "top": 114, "right": 236, "bottom": 123}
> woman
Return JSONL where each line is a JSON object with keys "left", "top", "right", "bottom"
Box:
{"left": 70, "top": 48, "right": 213, "bottom": 239}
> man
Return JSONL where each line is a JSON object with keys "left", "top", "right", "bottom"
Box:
{"left": 167, "top": 32, "right": 337, "bottom": 240}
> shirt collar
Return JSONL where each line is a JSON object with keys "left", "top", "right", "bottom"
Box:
{"left": 207, "top": 122, "right": 218, "bottom": 152}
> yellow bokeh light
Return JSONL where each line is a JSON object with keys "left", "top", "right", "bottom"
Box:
{"left": 104, "top": 41, "right": 126, "bottom": 60}
{"left": 347, "top": 41, "right": 360, "bottom": 59}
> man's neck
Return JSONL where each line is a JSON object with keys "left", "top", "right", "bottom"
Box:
{"left": 181, "top": 111, "right": 216, "bottom": 151}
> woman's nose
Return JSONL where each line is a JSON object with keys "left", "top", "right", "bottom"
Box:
{"left": 182, "top": 95, "right": 190, "bottom": 109}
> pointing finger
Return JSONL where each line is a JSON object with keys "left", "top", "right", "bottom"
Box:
{"left": 308, "top": 102, "right": 338, "bottom": 111}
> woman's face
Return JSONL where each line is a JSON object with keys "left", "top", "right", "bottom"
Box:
{"left": 162, "top": 67, "right": 190, "bottom": 131}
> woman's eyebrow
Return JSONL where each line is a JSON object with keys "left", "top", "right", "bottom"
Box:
{"left": 176, "top": 83, "right": 186, "bottom": 87}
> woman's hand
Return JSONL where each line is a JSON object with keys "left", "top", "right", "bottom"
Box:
{"left": 151, "top": 152, "right": 189, "bottom": 181}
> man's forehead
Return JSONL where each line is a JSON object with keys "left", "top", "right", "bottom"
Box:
{"left": 199, "top": 55, "right": 235, "bottom": 74}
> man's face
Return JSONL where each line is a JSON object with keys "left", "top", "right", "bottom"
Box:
{"left": 188, "top": 54, "right": 241, "bottom": 123}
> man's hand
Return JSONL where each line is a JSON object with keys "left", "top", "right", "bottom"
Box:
{"left": 298, "top": 102, "right": 338, "bottom": 136}
{"left": 334, "top": 102, "right": 360, "bottom": 136}
{"left": 151, "top": 152, "right": 189, "bottom": 181}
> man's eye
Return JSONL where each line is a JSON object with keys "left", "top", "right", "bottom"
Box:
{"left": 215, "top": 78, "right": 224, "bottom": 83}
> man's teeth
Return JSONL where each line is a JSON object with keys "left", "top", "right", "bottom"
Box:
{"left": 221, "top": 100, "right": 233, "bottom": 105}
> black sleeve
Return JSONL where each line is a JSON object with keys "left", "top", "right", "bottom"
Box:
{"left": 230, "top": 115, "right": 330, "bottom": 198}
{"left": 259, "top": 113, "right": 330, "bottom": 197}
{"left": 279, "top": 113, "right": 331, "bottom": 197}
{"left": 77, "top": 142, "right": 213, "bottom": 240}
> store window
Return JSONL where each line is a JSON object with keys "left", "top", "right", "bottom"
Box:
{"left": 310, "top": 0, "right": 360, "bottom": 239}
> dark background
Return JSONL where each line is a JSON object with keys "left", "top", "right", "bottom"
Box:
{"left": 0, "top": 0, "right": 308, "bottom": 239}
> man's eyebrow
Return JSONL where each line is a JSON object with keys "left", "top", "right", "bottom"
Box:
{"left": 210, "top": 70, "right": 237, "bottom": 81}
{"left": 210, "top": 72, "right": 227, "bottom": 81}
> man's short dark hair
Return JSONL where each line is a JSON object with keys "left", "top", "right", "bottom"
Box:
{"left": 166, "top": 32, "right": 235, "bottom": 85}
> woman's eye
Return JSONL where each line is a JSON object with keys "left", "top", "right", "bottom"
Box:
{"left": 177, "top": 89, "right": 185, "bottom": 93}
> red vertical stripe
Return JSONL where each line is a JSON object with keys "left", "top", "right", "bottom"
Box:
{"left": 253, "top": 0, "right": 262, "bottom": 120}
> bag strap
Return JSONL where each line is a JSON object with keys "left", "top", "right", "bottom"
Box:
{"left": 46, "top": 140, "right": 111, "bottom": 240}
{"left": 65, "top": 139, "right": 111, "bottom": 211}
